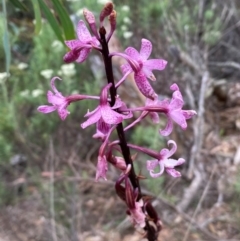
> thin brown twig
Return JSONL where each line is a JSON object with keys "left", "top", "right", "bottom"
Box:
{"left": 182, "top": 166, "right": 216, "bottom": 241}
{"left": 49, "top": 139, "right": 58, "bottom": 241}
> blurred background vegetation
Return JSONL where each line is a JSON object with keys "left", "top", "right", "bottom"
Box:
{"left": 0, "top": 0, "right": 240, "bottom": 240}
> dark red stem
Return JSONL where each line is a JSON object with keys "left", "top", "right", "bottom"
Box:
{"left": 99, "top": 26, "right": 141, "bottom": 195}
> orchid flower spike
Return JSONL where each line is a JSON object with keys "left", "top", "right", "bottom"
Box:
{"left": 146, "top": 140, "right": 185, "bottom": 178}
{"left": 63, "top": 20, "right": 100, "bottom": 63}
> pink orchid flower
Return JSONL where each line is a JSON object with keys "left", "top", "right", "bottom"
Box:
{"left": 37, "top": 77, "right": 70, "bottom": 120}
{"left": 81, "top": 83, "right": 132, "bottom": 129}
{"left": 63, "top": 20, "right": 100, "bottom": 63}
{"left": 146, "top": 140, "right": 185, "bottom": 178}
{"left": 38, "top": 77, "right": 100, "bottom": 120}
{"left": 157, "top": 84, "right": 197, "bottom": 136}
{"left": 120, "top": 38, "right": 167, "bottom": 99}
{"left": 127, "top": 198, "right": 146, "bottom": 229}
{"left": 127, "top": 83, "right": 197, "bottom": 136}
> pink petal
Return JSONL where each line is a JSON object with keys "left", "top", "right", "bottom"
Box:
{"left": 76, "top": 48, "right": 91, "bottom": 63}
{"left": 47, "top": 91, "right": 64, "bottom": 106}
{"left": 146, "top": 159, "right": 158, "bottom": 171}
{"left": 144, "top": 59, "right": 167, "bottom": 71}
{"left": 159, "top": 116, "right": 173, "bottom": 136}
{"left": 84, "top": 106, "right": 101, "bottom": 117}
{"left": 169, "top": 97, "right": 184, "bottom": 110}
{"left": 125, "top": 47, "right": 140, "bottom": 60}
{"left": 81, "top": 108, "right": 101, "bottom": 129}
{"left": 171, "top": 88, "right": 183, "bottom": 102}
{"left": 149, "top": 112, "right": 160, "bottom": 123}
{"left": 101, "top": 105, "right": 123, "bottom": 125}
{"left": 63, "top": 50, "right": 79, "bottom": 63}
{"left": 139, "top": 39, "right": 152, "bottom": 60}
{"left": 175, "top": 158, "right": 185, "bottom": 166}
{"left": 164, "top": 159, "right": 178, "bottom": 168}
{"left": 170, "top": 83, "right": 179, "bottom": 91}
{"left": 134, "top": 71, "right": 157, "bottom": 100}
{"left": 129, "top": 201, "right": 146, "bottom": 228}
{"left": 164, "top": 158, "right": 185, "bottom": 168}
{"left": 149, "top": 162, "right": 165, "bottom": 178}
{"left": 166, "top": 140, "right": 177, "bottom": 157}
{"left": 65, "top": 40, "right": 82, "bottom": 50}
{"left": 91, "top": 37, "right": 100, "bottom": 47}
{"left": 121, "top": 63, "right": 132, "bottom": 75}
{"left": 50, "top": 77, "right": 61, "bottom": 94}
{"left": 142, "top": 67, "right": 155, "bottom": 81}
{"left": 182, "top": 110, "right": 197, "bottom": 119}
{"left": 170, "top": 110, "right": 187, "bottom": 129}
{"left": 57, "top": 108, "right": 69, "bottom": 120}
{"left": 99, "top": 83, "right": 112, "bottom": 106}
{"left": 112, "top": 96, "right": 123, "bottom": 109}
{"left": 160, "top": 148, "right": 169, "bottom": 157}
{"left": 77, "top": 20, "right": 92, "bottom": 42}
{"left": 37, "top": 105, "right": 57, "bottom": 113}
{"left": 93, "top": 118, "right": 111, "bottom": 140}
{"left": 165, "top": 168, "right": 181, "bottom": 177}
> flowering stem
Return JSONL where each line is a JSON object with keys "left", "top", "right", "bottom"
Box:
{"left": 128, "top": 143, "right": 160, "bottom": 159}
{"left": 99, "top": 26, "right": 142, "bottom": 198}
{"left": 66, "top": 94, "right": 100, "bottom": 102}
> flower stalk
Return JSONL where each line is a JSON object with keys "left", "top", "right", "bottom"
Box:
{"left": 99, "top": 25, "right": 141, "bottom": 195}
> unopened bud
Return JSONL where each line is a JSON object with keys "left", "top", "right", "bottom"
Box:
{"left": 109, "top": 10, "right": 117, "bottom": 30}
{"left": 83, "top": 8, "right": 95, "bottom": 24}
{"left": 83, "top": 8, "right": 99, "bottom": 39}
{"left": 100, "top": 2, "right": 114, "bottom": 25}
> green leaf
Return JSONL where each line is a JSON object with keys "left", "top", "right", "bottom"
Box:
{"left": 9, "top": 0, "right": 28, "bottom": 11}
{"left": 31, "top": 0, "right": 42, "bottom": 35}
{"left": 2, "top": 0, "right": 11, "bottom": 73}
{"left": 37, "top": 0, "right": 64, "bottom": 44}
{"left": 51, "top": 0, "right": 75, "bottom": 40}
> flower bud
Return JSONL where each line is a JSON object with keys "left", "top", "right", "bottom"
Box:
{"left": 106, "top": 10, "right": 117, "bottom": 41}
{"left": 109, "top": 10, "right": 117, "bottom": 31}
{"left": 83, "top": 8, "right": 99, "bottom": 39}
{"left": 100, "top": 2, "right": 114, "bottom": 26}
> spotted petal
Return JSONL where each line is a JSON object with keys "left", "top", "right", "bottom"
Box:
{"left": 170, "top": 110, "right": 187, "bottom": 129}
{"left": 76, "top": 48, "right": 91, "bottom": 63}
{"left": 144, "top": 59, "right": 167, "bottom": 71}
{"left": 125, "top": 47, "right": 140, "bottom": 60}
{"left": 65, "top": 40, "right": 82, "bottom": 50}
{"left": 121, "top": 63, "right": 132, "bottom": 75}
{"left": 81, "top": 108, "right": 101, "bottom": 129}
{"left": 77, "top": 20, "right": 92, "bottom": 42}
{"left": 134, "top": 71, "right": 157, "bottom": 100}
{"left": 101, "top": 105, "right": 123, "bottom": 125}
{"left": 139, "top": 39, "right": 152, "bottom": 60}
{"left": 63, "top": 50, "right": 79, "bottom": 63}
